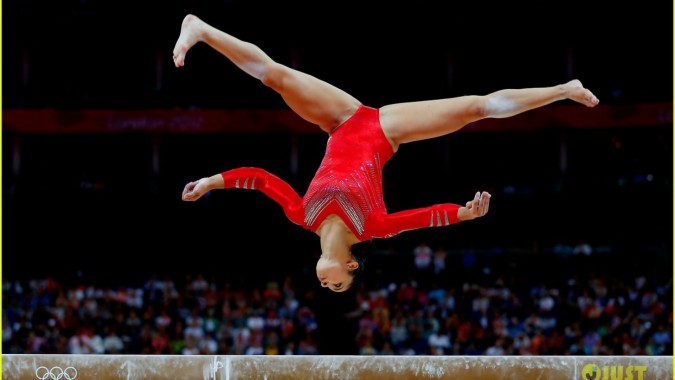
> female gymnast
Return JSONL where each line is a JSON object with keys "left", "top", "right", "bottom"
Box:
{"left": 173, "top": 14, "right": 599, "bottom": 293}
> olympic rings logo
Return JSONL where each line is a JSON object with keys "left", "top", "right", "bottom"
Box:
{"left": 35, "top": 366, "right": 78, "bottom": 380}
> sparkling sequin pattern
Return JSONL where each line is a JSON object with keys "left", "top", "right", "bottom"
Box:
{"left": 220, "top": 106, "right": 461, "bottom": 240}
{"left": 303, "top": 152, "right": 385, "bottom": 236}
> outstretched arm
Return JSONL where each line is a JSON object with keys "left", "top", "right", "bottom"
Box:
{"left": 368, "top": 191, "right": 491, "bottom": 238}
{"left": 182, "top": 168, "right": 305, "bottom": 226}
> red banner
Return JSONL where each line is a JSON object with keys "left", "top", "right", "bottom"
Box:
{"left": 2, "top": 103, "right": 671, "bottom": 134}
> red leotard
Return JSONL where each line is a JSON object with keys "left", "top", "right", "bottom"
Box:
{"left": 220, "top": 105, "right": 461, "bottom": 241}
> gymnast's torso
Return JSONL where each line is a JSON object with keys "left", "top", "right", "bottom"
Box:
{"left": 220, "top": 105, "right": 461, "bottom": 241}
{"left": 303, "top": 105, "right": 394, "bottom": 240}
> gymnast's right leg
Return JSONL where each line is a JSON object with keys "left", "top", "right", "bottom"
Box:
{"left": 172, "top": 14, "right": 361, "bottom": 133}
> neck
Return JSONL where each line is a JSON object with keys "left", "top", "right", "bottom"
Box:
{"left": 317, "top": 215, "right": 359, "bottom": 259}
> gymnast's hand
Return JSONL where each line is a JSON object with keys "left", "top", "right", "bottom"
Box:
{"left": 182, "top": 177, "right": 212, "bottom": 201}
{"left": 457, "top": 191, "right": 491, "bottom": 221}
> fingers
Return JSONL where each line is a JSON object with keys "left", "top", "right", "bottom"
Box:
{"left": 466, "top": 191, "right": 480, "bottom": 209}
{"left": 471, "top": 191, "right": 492, "bottom": 217}
{"left": 182, "top": 181, "right": 197, "bottom": 201}
{"left": 479, "top": 191, "right": 491, "bottom": 216}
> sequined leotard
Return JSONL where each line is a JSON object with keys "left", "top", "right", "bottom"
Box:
{"left": 220, "top": 105, "right": 461, "bottom": 241}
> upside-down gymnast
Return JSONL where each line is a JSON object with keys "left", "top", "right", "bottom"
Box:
{"left": 173, "top": 14, "right": 600, "bottom": 293}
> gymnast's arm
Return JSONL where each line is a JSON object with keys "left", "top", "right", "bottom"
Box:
{"left": 370, "top": 191, "right": 491, "bottom": 238}
{"left": 181, "top": 167, "right": 305, "bottom": 226}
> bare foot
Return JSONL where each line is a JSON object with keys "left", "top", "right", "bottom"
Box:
{"left": 566, "top": 79, "right": 600, "bottom": 107}
{"left": 172, "top": 14, "right": 203, "bottom": 68}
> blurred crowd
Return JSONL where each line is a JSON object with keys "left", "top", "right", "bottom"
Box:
{"left": 3, "top": 243, "right": 672, "bottom": 356}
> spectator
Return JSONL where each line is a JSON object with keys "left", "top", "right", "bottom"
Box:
{"left": 413, "top": 242, "right": 433, "bottom": 275}
{"left": 102, "top": 326, "right": 125, "bottom": 354}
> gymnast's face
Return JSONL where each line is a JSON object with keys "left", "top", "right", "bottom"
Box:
{"left": 316, "top": 256, "right": 354, "bottom": 293}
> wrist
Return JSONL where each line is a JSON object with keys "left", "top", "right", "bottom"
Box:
{"left": 457, "top": 207, "right": 472, "bottom": 221}
{"left": 208, "top": 174, "right": 224, "bottom": 190}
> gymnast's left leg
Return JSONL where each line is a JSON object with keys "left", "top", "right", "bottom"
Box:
{"left": 379, "top": 79, "right": 599, "bottom": 150}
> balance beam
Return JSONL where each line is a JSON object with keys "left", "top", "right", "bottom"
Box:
{"left": 2, "top": 354, "right": 672, "bottom": 380}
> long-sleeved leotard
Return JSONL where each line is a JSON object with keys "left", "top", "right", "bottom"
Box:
{"left": 221, "top": 105, "right": 461, "bottom": 241}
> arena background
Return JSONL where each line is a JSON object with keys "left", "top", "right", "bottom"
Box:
{"left": 2, "top": 1, "right": 673, "bottom": 355}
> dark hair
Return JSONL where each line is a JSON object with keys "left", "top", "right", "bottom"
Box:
{"left": 345, "top": 240, "right": 372, "bottom": 290}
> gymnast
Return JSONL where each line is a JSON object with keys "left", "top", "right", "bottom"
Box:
{"left": 173, "top": 14, "right": 599, "bottom": 293}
